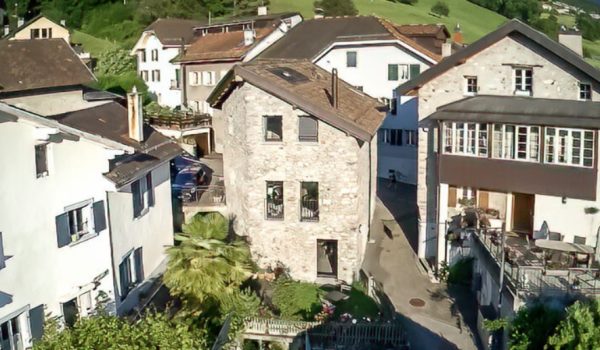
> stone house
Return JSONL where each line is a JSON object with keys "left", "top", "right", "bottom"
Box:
{"left": 209, "top": 60, "right": 385, "bottom": 283}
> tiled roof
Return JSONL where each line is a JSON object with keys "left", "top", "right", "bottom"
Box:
{"left": 145, "top": 18, "right": 206, "bottom": 46}
{"left": 48, "top": 102, "right": 182, "bottom": 187}
{"left": 210, "top": 59, "right": 386, "bottom": 141}
{"left": 0, "top": 39, "right": 95, "bottom": 94}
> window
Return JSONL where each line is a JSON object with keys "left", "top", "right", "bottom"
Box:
{"left": 119, "top": 247, "right": 144, "bottom": 300}
{"left": 189, "top": 72, "right": 200, "bottom": 86}
{"left": 382, "top": 98, "right": 397, "bottom": 115}
{"left": 405, "top": 130, "right": 417, "bottom": 146}
{"left": 388, "top": 64, "right": 399, "bottom": 81}
{"left": 379, "top": 128, "right": 414, "bottom": 146}
{"left": 266, "top": 181, "right": 284, "bottom": 220}
{"left": 62, "top": 298, "right": 79, "bottom": 328}
{"left": 443, "top": 122, "right": 488, "bottom": 156}
{"left": 300, "top": 182, "right": 319, "bottom": 222}
{"left": 465, "top": 76, "right": 478, "bottom": 95}
{"left": 514, "top": 68, "right": 533, "bottom": 95}
{"left": 409, "top": 64, "right": 421, "bottom": 79}
{"left": 35, "top": 144, "right": 48, "bottom": 178}
{"left": 516, "top": 126, "right": 540, "bottom": 161}
{"left": 151, "top": 49, "right": 158, "bottom": 61}
{"left": 132, "top": 173, "right": 154, "bottom": 218}
{"left": 141, "top": 70, "right": 148, "bottom": 82}
{"left": 55, "top": 200, "right": 105, "bottom": 248}
{"left": 31, "top": 28, "right": 40, "bottom": 38}
{"left": 67, "top": 205, "right": 89, "bottom": 241}
{"left": 152, "top": 70, "right": 160, "bottom": 82}
{"left": 299, "top": 116, "right": 318, "bottom": 142}
{"left": 41, "top": 28, "right": 51, "bottom": 38}
{"left": 201, "top": 71, "right": 216, "bottom": 86}
{"left": 140, "top": 50, "right": 146, "bottom": 63}
{"left": 580, "top": 82, "right": 592, "bottom": 101}
{"left": 346, "top": 51, "right": 357, "bottom": 67}
{"left": 545, "top": 127, "right": 594, "bottom": 167}
{"left": 264, "top": 116, "right": 283, "bottom": 142}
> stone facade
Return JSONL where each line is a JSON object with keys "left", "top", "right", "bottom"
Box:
{"left": 221, "top": 83, "right": 377, "bottom": 283}
{"left": 414, "top": 36, "right": 600, "bottom": 260}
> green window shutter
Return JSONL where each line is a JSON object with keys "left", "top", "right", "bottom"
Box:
{"left": 55, "top": 213, "right": 71, "bottom": 248}
{"left": 388, "top": 64, "right": 399, "bottom": 81}
{"left": 409, "top": 64, "right": 421, "bottom": 79}
{"left": 29, "top": 305, "right": 45, "bottom": 342}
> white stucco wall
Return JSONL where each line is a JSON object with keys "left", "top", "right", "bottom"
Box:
{"left": 136, "top": 35, "right": 182, "bottom": 107}
{"left": 413, "top": 35, "right": 600, "bottom": 260}
{"left": 0, "top": 118, "right": 117, "bottom": 345}
{"left": 107, "top": 162, "right": 174, "bottom": 313}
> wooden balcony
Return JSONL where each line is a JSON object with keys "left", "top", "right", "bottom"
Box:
{"left": 144, "top": 113, "right": 211, "bottom": 130}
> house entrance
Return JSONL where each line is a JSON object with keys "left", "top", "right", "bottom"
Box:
{"left": 512, "top": 193, "right": 535, "bottom": 234}
{"left": 317, "top": 240, "right": 338, "bottom": 278}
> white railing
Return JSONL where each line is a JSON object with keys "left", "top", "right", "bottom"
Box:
{"left": 244, "top": 317, "right": 321, "bottom": 337}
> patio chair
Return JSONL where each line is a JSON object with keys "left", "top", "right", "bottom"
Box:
{"left": 548, "top": 231, "right": 563, "bottom": 241}
{"left": 533, "top": 221, "right": 549, "bottom": 240}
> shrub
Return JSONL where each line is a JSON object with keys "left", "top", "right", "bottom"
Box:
{"left": 95, "top": 48, "right": 136, "bottom": 76}
{"left": 447, "top": 257, "right": 473, "bottom": 285}
{"left": 272, "top": 278, "right": 324, "bottom": 321}
{"left": 314, "top": 0, "right": 358, "bottom": 16}
{"left": 431, "top": 1, "right": 450, "bottom": 17}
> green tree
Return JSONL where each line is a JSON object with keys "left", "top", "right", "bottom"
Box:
{"left": 531, "top": 15, "right": 560, "bottom": 39}
{"left": 33, "top": 311, "right": 207, "bottom": 349}
{"left": 234, "top": 0, "right": 271, "bottom": 17}
{"left": 95, "top": 48, "right": 136, "bottom": 76}
{"left": 314, "top": 0, "right": 358, "bottom": 16}
{"left": 509, "top": 303, "right": 563, "bottom": 350}
{"left": 547, "top": 300, "right": 600, "bottom": 350}
{"left": 431, "top": 1, "right": 450, "bottom": 17}
{"left": 164, "top": 213, "right": 254, "bottom": 314}
{"left": 5, "top": 0, "right": 30, "bottom": 30}
{"left": 576, "top": 13, "right": 600, "bottom": 41}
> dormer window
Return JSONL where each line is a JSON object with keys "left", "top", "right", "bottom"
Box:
{"left": 514, "top": 68, "right": 532, "bottom": 96}
{"left": 465, "top": 76, "right": 478, "bottom": 95}
{"left": 579, "top": 82, "right": 592, "bottom": 101}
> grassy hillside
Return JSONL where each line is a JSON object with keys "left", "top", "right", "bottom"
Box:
{"left": 71, "top": 30, "right": 118, "bottom": 56}
{"left": 270, "top": 0, "right": 507, "bottom": 43}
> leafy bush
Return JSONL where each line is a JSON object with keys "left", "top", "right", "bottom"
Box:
{"left": 92, "top": 71, "right": 148, "bottom": 97}
{"left": 272, "top": 278, "right": 324, "bottom": 321}
{"left": 332, "top": 282, "right": 379, "bottom": 319}
{"left": 509, "top": 303, "right": 563, "bottom": 350}
{"left": 547, "top": 300, "right": 600, "bottom": 349}
{"left": 314, "top": 0, "right": 358, "bottom": 16}
{"left": 95, "top": 48, "right": 136, "bottom": 76}
{"left": 431, "top": 1, "right": 450, "bottom": 17}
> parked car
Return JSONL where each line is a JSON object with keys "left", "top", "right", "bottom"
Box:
{"left": 171, "top": 156, "right": 207, "bottom": 202}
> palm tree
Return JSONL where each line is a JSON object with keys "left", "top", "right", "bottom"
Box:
{"left": 164, "top": 213, "right": 253, "bottom": 313}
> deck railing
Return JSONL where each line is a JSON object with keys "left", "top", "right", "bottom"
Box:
{"left": 474, "top": 229, "right": 600, "bottom": 296}
{"left": 244, "top": 317, "right": 320, "bottom": 338}
{"left": 181, "top": 185, "right": 226, "bottom": 207}
{"left": 144, "top": 113, "right": 211, "bottom": 130}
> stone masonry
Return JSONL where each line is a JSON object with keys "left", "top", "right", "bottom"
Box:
{"left": 221, "top": 83, "right": 377, "bottom": 283}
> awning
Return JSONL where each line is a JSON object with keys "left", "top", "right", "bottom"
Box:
{"left": 535, "top": 239, "right": 595, "bottom": 255}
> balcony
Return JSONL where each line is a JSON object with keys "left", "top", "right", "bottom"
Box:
{"left": 265, "top": 199, "right": 284, "bottom": 220}
{"left": 300, "top": 199, "right": 319, "bottom": 222}
{"left": 472, "top": 227, "right": 600, "bottom": 297}
{"left": 144, "top": 112, "right": 211, "bottom": 131}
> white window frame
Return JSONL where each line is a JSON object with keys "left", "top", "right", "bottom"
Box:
{"left": 514, "top": 67, "right": 533, "bottom": 95}
{"left": 465, "top": 76, "right": 478, "bottom": 95}
{"left": 544, "top": 127, "right": 594, "bottom": 168}
{"left": 442, "top": 122, "right": 488, "bottom": 157}
{"left": 201, "top": 71, "right": 216, "bottom": 86}
{"left": 579, "top": 82, "right": 592, "bottom": 101}
{"left": 189, "top": 72, "right": 200, "bottom": 86}
{"left": 64, "top": 199, "right": 94, "bottom": 243}
{"left": 405, "top": 130, "right": 417, "bottom": 146}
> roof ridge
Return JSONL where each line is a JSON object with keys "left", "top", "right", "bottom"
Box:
{"left": 377, "top": 17, "right": 442, "bottom": 62}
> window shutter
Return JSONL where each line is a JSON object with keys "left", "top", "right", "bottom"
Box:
{"left": 55, "top": 213, "right": 71, "bottom": 248}
{"left": 93, "top": 200, "right": 107, "bottom": 233}
{"left": 299, "top": 116, "right": 318, "bottom": 141}
{"left": 119, "top": 259, "right": 131, "bottom": 299}
{"left": 409, "top": 64, "right": 421, "bottom": 79}
{"left": 132, "top": 181, "right": 142, "bottom": 218}
{"left": 146, "top": 173, "right": 155, "bottom": 207}
{"left": 29, "top": 304, "right": 45, "bottom": 342}
{"left": 134, "top": 247, "right": 144, "bottom": 283}
{"left": 390, "top": 98, "right": 398, "bottom": 115}
{"left": 0, "top": 232, "right": 5, "bottom": 269}
{"left": 388, "top": 64, "right": 399, "bottom": 81}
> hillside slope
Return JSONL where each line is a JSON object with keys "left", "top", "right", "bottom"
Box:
{"left": 270, "top": 0, "right": 507, "bottom": 43}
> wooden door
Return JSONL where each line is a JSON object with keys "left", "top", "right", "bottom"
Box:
{"left": 448, "top": 186, "right": 457, "bottom": 207}
{"left": 512, "top": 193, "right": 535, "bottom": 234}
{"left": 479, "top": 190, "right": 490, "bottom": 209}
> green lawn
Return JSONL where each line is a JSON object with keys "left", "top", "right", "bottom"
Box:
{"left": 71, "top": 30, "right": 118, "bottom": 56}
{"left": 271, "top": 0, "right": 507, "bottom": 43}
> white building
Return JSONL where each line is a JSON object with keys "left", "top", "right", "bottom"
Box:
{"left": 131, "top": 18, "right": 205, "bottom": 107}
{"left": 259, "top": 17, "right": 455, "bottom": 184}
{"left": 0, "top": 39, "right": 181, "bottom": 348}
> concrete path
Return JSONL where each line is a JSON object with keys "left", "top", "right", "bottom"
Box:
{"left": 363, "top": 180, "right": 480, "bottom": 350}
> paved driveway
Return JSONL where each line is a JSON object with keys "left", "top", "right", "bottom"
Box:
{"left": 362, "top": 179, "right": 481, "bottom": 350}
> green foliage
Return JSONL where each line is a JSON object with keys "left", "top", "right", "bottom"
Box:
{"left": 437, "top": 260, "right": 450, "bottom": 282}
{"left": 468, "top": 0, "right": 541, "bottom": 23}
{"left": 509, "top": 303, "right": 563, "bottom": 350}
{"left": 447, "top": 257, "right": 473, "bottom": 285}
{"left": 314, "top": 0, "right": 359, "bottom": 16}
{"left": 332, "top": 282, "right": 380, "bottom": 319}
{"left": 576, "top": 13, "right": 600, "bottom": 42}
{"left": 33, "top": 311, "right": 207, "bottom": 350}
{"left": 164, "top": 213, "right": 253, "bottom": 313}
{"left": 483, "top": 317, "right": 508, "bottom": 332}
{"left": 547, "top": 300, "right": 600, "bottom": 350}
{"left": 531, "top": 15, "right": 560, "bottom": 39}
{"left": 92, "top": 71, "right": 148, "bottom": 96}
{"left": 431, "top": 1, "right": 450, "bottom": 17}
{"left": 95, "top": 48, "right": 136, "bottom": 76}
{"left": 272, "top": 278, "right": 324, "bottom": 321}
{"left": 388, "top": 0, "right": 419, "bottom": 5}
{"left": 234, "top": 0, "right": 271, "bottom": 16}
{"left": 40, "top": 0, "right": 115, "bottom": 29}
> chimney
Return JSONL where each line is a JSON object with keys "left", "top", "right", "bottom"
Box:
{"left": 60, "top": 19, "right": 66, "bottom": 27}
{"left": 331, "top": 68, "right": 339, "bottom": 109}
{"left": 243, "top": 29, "right": 255, "bottom": 46}
{"left": 127, "top": 87, "right": 144, "bottom": 142}
{"left": 558, "top": 26, "right": 583, "bottom": 56}
{"left": 442, "top": 41, "right": 452, "bottom": 58}
{"left": 3, "top": 25, "right": 9, "bottom": 36}
{"left": 453, "top": 23, "right": 463, "bottom": 45}
{"left": 257, "top": 6, "right": 268, "bottom": 16}
{"left": 17, "top": 17, "right": 24, "bottom": 28}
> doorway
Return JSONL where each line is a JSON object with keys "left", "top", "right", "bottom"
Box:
{"left": 0, "top": 314, "right": 24, "bottom": 350}
{"left": 317, "top": 240, "right": 338, "bottom": 278}
{"left": 512, "top": 193, "right": 535, "bottom": 234}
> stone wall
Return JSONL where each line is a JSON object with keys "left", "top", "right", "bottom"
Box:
{"left": 222, "top": 83, "right": 375, "bottom": 283}
{"left": 415, "top": 36, "right": 600, "bottom": 261}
